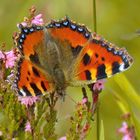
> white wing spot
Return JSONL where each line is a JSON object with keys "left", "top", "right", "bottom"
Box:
{"left": 20, "top": 89, "right": 26, "bottom": 96}
{"left": 119, "top": 63, "right": 125, "bottom": 71}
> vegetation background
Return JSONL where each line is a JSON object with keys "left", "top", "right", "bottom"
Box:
{"left": 0, "top": 0, "right": 139, "bottom": 139}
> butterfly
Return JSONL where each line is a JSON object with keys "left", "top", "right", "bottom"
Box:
{"left": 14, "top": 17, "right": 133, "bottom": 97}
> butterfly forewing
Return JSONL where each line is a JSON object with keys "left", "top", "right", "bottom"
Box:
{"left": 16, "top": 58, "right": 53, "bottom": 96}
{"left": 47, "top": 17, "right": 133, "bottom": 86}
{"left": 72, "top": 39, "right": 133, "bottom": 86}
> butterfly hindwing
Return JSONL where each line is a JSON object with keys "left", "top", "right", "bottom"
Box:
{"left": 15, "top": 58, "right": 53, "bottom": 96}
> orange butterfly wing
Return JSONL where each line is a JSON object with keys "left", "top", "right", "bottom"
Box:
{"left": 75, "top": 40, "right": 133, "bottom": 82}
{"left": 15, "top": 25, "right": 53, "bottom": 96}
{"left": 47, "top": 17, "right": 133, "bottom": 85}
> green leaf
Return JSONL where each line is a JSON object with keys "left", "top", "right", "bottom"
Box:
{"left": 114, "top": 74, "right": 140, "bottom": 108}
{"left": 99, "top": 120, "right": 105, "bottom": 140}
{"left": 114, "top": 74, "right": 140, "bottom": 139}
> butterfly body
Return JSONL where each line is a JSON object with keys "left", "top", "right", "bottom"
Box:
{"left": 14, "top": 17, "right": 133, "bottom": 96}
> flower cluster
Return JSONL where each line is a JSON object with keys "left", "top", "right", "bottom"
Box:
{"left": 31, "top": 14, "right": 44, "bottom": 25}
{"left": 118, "top": 121, "right": 135, "bottom": 140}
{"left": 0, "top": 50, "right": 17, "bottom": 69}
{"left": 18, "top": 96, "right": 40, "bottom": 108}
{"left": 25, "top": 120, "right": 32, "bottom": 133}
{"left": 17, "top": 6, "right": 44, "bottom": 28}
{"left": 93, "top": 79, "right": 106, "bottom": 92}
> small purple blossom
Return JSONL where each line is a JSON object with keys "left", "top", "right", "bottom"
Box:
{"left": 25, "top": 121, "right": 32, "bottom": 133}
{"left": 118, "top": 122, "right": 135, "bottom": 140}
{"left": 0, "top": 50, "right": 17, "bottom": 69}
{"left": 18, "top": 96, "right": 39, "bottom": 108}
{"left": 122, "top": 135, "right": 133, "bottom": 140}
{"left": 58, "top": 136, "right": 67, "bottom": 140}
{"left": 118, "top": 122, "right": 128, "bottom": 134}
{"left": 17, "top": 13, "right": 44, "bottom": 28}
{"left": 93, "top": 79, "right": 106, "bottom": 91}
{"left": 82, "top": 98, "right": 88, "bottom": 104}
{"left": 5, "top": 50, "right": 17, "bottom": 68}
{"left": 31, "top": 14, "right": 44, "bottom": 26}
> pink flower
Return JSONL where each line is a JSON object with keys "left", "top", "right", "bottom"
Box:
{"left": 17, "top": 14, "right": 44, "bottom": 28}
{"left": 31, "top": 14, "right": 44, "bottom": 26}
{"left": 25, "top": 121, "right": 32, "bottom": 133}
{"left": 0, "top": 50, "right": 17, "bottom": 69}
{"left": 82, "top": 98, "right": 88, "bottom": 104}
{"left": 93, "top": 79, "right": 106, "bottom": 91}
{"left": 18, "top": 96, "right": 39, "bottom": 108}
{"left": 118, "top": 122, "right": 135, "bottom": 140}
{"left": 118, "top": 122, "right": 128, "bottom": 134}
{"left": 5, "top": 50, "right": 17, "bottom": 68}
{"left": 122, "top": 134, "right": 133, "bottom": 140}
{"left": 58, "top": 136, "right": 67, "bottom": 140}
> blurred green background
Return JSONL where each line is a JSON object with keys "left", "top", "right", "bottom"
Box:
{"left": 0, "top": 0, "right": 140, "bottom": 139}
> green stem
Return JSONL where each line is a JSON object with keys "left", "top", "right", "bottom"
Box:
{"left": 93, "top": 0, "right": 100, "bottom": 140}
{"left": 96, "top": 103, "right": 100, "bottom": 140}
{"left": 93, "top": 0, "right": 97, "bottom": 32}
